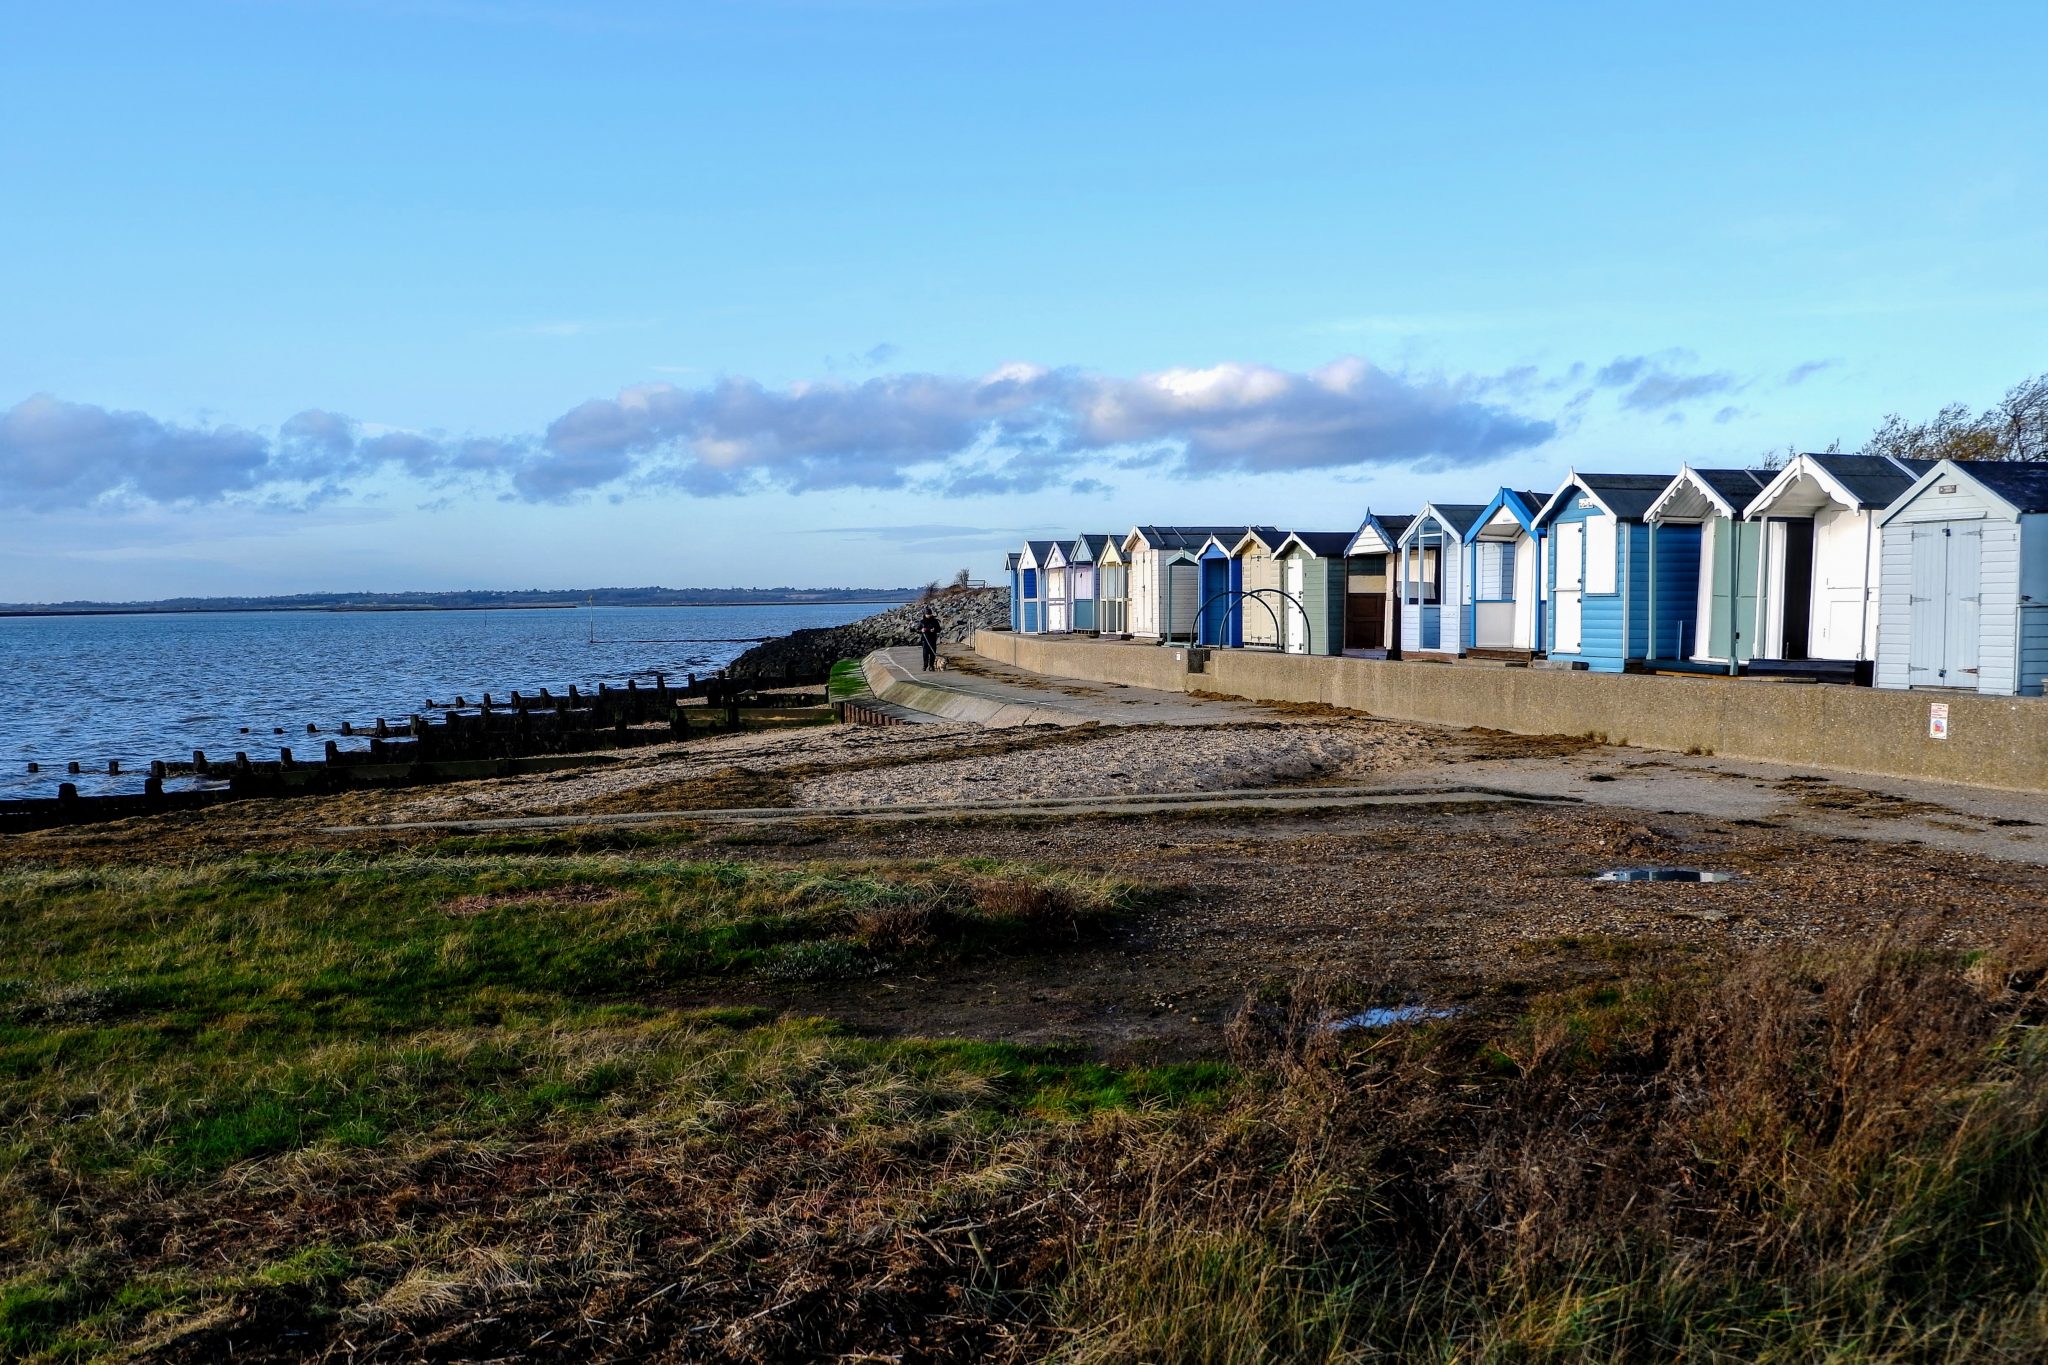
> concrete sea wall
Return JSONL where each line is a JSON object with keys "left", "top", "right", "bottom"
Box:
{"left": 976, "top": 631, "right": 2048, "bottom": 793}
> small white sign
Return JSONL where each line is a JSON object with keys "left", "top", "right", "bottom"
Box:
{"left": 1929, "top": 702, "right": 1950, "bottom": 740}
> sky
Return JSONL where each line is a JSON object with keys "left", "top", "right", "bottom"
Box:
{"left": 4, "top": 0, "right": 2046, "bottom": 601}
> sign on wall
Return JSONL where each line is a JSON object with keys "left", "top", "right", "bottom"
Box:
{"left": 1929, "top": 702, "right": 1950, "bottom": 741}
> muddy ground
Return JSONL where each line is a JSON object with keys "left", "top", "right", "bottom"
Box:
{"left": 12, "top": 707, "right": 2048, "bottom": 1064}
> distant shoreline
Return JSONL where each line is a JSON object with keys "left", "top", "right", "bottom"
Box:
{"left": 0, "top": 597, "right": 920, "bottom": 620}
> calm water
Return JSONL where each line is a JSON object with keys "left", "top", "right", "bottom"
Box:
{"left": 0, "top": 604, "right": 881, "bottom": 799}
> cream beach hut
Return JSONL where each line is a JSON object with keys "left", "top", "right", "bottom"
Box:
{"left": 1738, "top": 453, "right": 1934, "bottom": 680}
{"left": 1121, "top": 527, "right": 1247, "bottom": 642}
{"left": 1343, "top": 511, "right": 1412, "bottom": 657}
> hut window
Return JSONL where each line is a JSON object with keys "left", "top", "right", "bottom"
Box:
{"left": 1585, "top": 515, "right": 1617, "bottom": 593}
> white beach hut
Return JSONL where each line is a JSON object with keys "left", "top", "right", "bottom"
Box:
{"left": 1876, "top": 460, "right": 2048, "bottom": 696}
{"left": 1739, "top": 453, "right": 1934, "bottom": 678}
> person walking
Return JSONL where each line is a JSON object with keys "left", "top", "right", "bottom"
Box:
{"left": 917, "top": 605, "right": 942, "bottom": 671}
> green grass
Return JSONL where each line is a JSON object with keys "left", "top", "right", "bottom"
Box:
{"left": 9, "top": 848, "right": 2048, "bottom": 1361}
{"left": 828, "top": 657, "right": 869, "bottom": 699}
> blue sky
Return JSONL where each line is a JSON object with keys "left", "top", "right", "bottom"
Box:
{"left": 4, "top": 0, "right": 2044, "bottom": 600}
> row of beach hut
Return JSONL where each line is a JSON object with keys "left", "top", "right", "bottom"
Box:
{"left": 1003, "top": 455, "right": 2048, "bottom": 696}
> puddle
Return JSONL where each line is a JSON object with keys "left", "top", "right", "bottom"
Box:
{"left": 1328, "top": 1005, "right": 1458, "bottom": 1031}
{"left": 1595, "top": 867, "right": 1739, "bottom": 883}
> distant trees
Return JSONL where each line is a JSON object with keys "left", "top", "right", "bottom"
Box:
{"left": 1771, "top": 373, "right": 2048, "bottom": 468}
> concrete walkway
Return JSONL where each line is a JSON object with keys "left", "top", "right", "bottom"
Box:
{"left": 866, "top": 645, "right": 1275, "bottom": 726}
{"left": 863, "top": 643, "right": 2048, "bottom": 865}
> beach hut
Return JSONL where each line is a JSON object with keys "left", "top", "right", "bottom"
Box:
{"left": 1395, "top": 504, "right": 1485, "bottom": 657}
{"left": 1532, "top": 472, "right": 1673, "bottom": 672}
{"left": 1343, "top": 511, "right": 1412, "bottom": 657}
{"left": 1272, "top": 532, "right": 1356, "bottom": 655}
{"left": 1195, "top": 534, "right": 1242, "bottom": 646}
{"left": 1462, "top": 488, "right": 1547, "bottom": 658}
{"left": 1067, "top": 533, "right": 1115, "bottom": 633}
{"left": 1738, "top": 453, "right": 1934, "bottom": 679}
{"left": 1096, "top": 536, "right": 1130, "bottom": 635}
{"left": 1042, "top": 540, "right": 1072, "bottom": 633}
{"left": 1122, "top": 527, "right": 1247, "bottom": 642}
{"left": 1016, "top": 539, "right": 1056, "bottom": 634}
{"left": 1003, "top": 552, "right": 1022, "bottom": 632}
{"left": 1225, "top": 527, "right": 1291, "bottom": 649}
{"left": 1642, "top": 466, "right": 1772, "bottom": 671}
{"left": 1875, "top": 460, "right": 2048, "bottom": 696}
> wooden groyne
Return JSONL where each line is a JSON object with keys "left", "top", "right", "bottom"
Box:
{"left": 3, "top": 669, "right": 831, "bottom": 832}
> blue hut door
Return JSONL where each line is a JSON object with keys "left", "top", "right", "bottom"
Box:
{"left": 1554, "top": 523, "right": 1583, "bottom": 653}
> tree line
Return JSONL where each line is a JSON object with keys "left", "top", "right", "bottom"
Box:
{"left": 1777, "top": 372, "right": 2048, "bottom": 466}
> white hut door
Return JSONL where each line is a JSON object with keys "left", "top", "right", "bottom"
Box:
{"left": 1906, "top": 523, "right": 1982, "bottom": 688}
{"left": 1282, "top": 555, "right": 1308, "bottom": 653}
{"left": 1512, "top": 537, "right": 1536, "bottom": 649}
{"left": 1945, "top": 525, "right": 1983, "bottom": 687}
{"left": 1553, "top": 523, "right": 1583, "bottom": 653}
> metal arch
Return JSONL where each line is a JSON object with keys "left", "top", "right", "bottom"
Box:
{"left": 1242, "top": 587, "right": 1313, "bottom": 656}
{"left": 1172, "top": 586, "right": 1312, "bottom": 656}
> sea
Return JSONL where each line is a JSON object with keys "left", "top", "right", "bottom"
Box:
{"left": 0, "top": 603, "right": 884, "bottom": 800}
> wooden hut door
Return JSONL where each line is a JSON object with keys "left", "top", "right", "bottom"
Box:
{"left": 1282, "top": 555, "right": 1308, "bottom": 653}
{"left": 1553, "top": 523, "right": 1583, "bottom": 653}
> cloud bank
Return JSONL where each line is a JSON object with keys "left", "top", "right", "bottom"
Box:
{"left": 1, "top": 357, "right": 1556, "bottom": 511}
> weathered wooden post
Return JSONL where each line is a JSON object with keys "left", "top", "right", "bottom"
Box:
{"left": 58, "top": 782, "right": 77, "bottom": 804}
{"left": 279, "top": 747, "right": 295, "bottom": 768}
{"left": 67, "top": 760, "right": 81, "bottom": 774}
{"left": 106, "top": 760, "right": 120, "bottom": 776}
{"left": 24, "top": 762, "right": 37, "bottom": 773}
{"left": 192, "top": 749, "right": 208, "bottom": 774}
{"left": 144, "top": 775, "right": 163, "bottom": 799}
{"left": 324, "top": 740, "right": 340, "bottom": 763}
{"left": 375, "top": 717, "right": 389, "bottom": 738}
{"left": 234, "top": 752, "right": 251, "bottom": 773}
{"left": 149, "top": 760, "right": 166, "bottom": 780}
{"left": 340, "top": 721, "right": 354, "bottom": 736}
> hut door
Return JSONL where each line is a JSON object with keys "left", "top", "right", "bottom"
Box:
{"left": 1907, "top": 522, "right": 1984, "bottom": 688}
{"left": 1283, "top": 555, "right": 1308, "bottom": 653}
{"left": 1553, "top": 523, "right": 1583, "bottom": 653}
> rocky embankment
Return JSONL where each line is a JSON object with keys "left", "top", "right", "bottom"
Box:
{"left": 726, "top": 587, "right": 1011, "bottom": 680}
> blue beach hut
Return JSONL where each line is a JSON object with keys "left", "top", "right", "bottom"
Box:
{"left": 1643, "top": 466, "right": 1773, "bottom": 671}
{"left": 1533, "top": 472, "right": 1680, "bottom": 672}
{"left": 1195, "top": 534, "right": 1245, "bottom": 647}
{"left": 1017, "top": 539, "right": 1056, "bottom": 633}
{"left": 1003, "top": 552, "right": 1022, "bottom": 631}
{"left": 1396, "top": 504, "right": 1485, "bottom": 657}
{"left": 1462, "top": 487, "right": 1547, "bottom": 658}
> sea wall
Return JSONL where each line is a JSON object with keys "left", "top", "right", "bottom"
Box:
{"left": 975, "top": 631, "right": 2048, "bottom": 793}
{"left": 728, "top": 588, "right": 1011, "bottom": 680}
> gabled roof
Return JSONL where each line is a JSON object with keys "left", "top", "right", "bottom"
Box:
{"left": 1003, "top": 552, "right": 1019, "bottom": 570}
{"left": 1041, "top": 540, "right": 1070, "bottom": 567}
{"left": 1195, "top": 532, "right": 1239, "bottom": 559}
{"left": 1276, "top": 530, "right": 1357, "bottom": 559}
{"left": 1345, "top": 511, "right": 1413, "bottom": 556}
{"left": 1069, "top": 532, "right": 1114, "bottom": 561}
{"left": 1743, "top": 453, "right": 1936, "bottom": 518}
{"left": 1122, "top": 525, "right": 1251, "bottom": 553}
{"left": 1646, "top": 465, "right": 1773, "bottom": 523}
{"left": 1226, "top": 525, "right": 1290, "bottom": 556}
{"left": 1880, "top": 458, "right": 2048, "bottom": 524}
{"left": 1533, "top": 471, "right": 1673, "bottom": 526}
{"left": 1465, "top": 486, "right": 1545, "bottom": 542}
{"left": 1400, "top": 503, "right": 1487, "bottom": 542}
{"left": 1019, "top": 539, "right": 1058, "bottom": 568}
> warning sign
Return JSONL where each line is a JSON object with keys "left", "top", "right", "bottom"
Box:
{"left": 1929, "top": 702, "right": 1950, "bottom": 740}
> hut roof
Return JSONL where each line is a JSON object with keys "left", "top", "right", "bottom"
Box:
{"left": 1281, "top": 530, "right": 1358, "bottom": 558}
{"left": 1882, "top": 459, "right": 2048, "bottom": 520}
{"left": 1128, "top": 526, "right": 1251, "bottom": 551}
